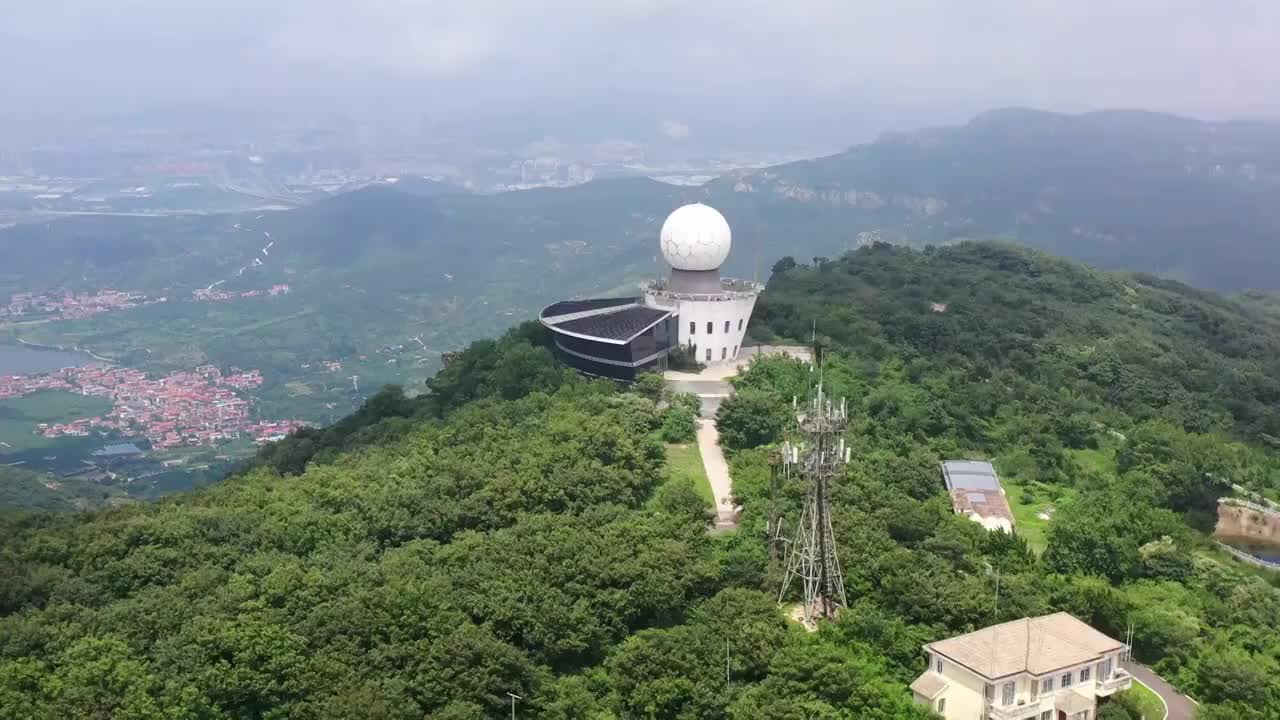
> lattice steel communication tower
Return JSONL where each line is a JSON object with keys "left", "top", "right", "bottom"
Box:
{"left": 778, "top": 382, "right": 851, "bottom": 627}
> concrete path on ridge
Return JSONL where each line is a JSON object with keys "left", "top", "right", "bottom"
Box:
{"left": 665, "top": 345, "right": 813, "bottom": 531}
{"left": 696, "top": 417, "right": 739, "bottom": 530}
{"left": 1123, "top": 660, "right": 1196, "bottom": 720}
{"left": 667, "top": 379, "right": 732, "bottom": 416}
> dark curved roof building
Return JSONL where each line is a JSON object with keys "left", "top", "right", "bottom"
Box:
{"left": 538, "top": 298, "right": 677, "bottom": 381}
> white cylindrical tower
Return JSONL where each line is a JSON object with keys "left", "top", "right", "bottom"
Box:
{"left": 643, "top": 203, "right": 761, "bottom": 365}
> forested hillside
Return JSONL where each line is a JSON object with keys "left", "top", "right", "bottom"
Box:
{"left": 759, "top": 242, "right": 1280, "bottom": 457}
{"left": 0, "top": 325, "right": 934, "bottom": 720}
{"left": 0, "top": 465, "right": 127, "bottom": 512}
{"left": 721, "top": 242, "right": 1280, "bottom": 719}
{"left": 5, "top": 243, "right": 1280, "bottom": 718}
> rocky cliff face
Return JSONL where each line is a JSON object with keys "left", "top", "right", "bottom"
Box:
{"left": 728, "top": 172, "right": 945, "bottom": 214}
{"left": 1216, "top": 501, "right": 1280, "bottom": 543}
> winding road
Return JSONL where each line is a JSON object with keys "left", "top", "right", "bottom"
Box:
{"left": 1123, "top": 660, "right": 1196, "bottom": 720}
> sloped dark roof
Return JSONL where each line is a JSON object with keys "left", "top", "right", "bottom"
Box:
{"left": 540, "top": 297, "right": 638, "bottom": 318}
{"left": 556, "top": 306, "right": 671, "bottom": 341}
{"left": 941, "top": 460, "right": 1013, "bottom": 527}
{"left": 941, "top": 460, "right": 1001, "bottom": 490}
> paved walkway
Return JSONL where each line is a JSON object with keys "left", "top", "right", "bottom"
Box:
{"left": 696, "top": 418, "right": 739, "bottom": 530}
{"left": 1124, "top": 660, "right": 1196, "bottom": 720}
{"left": 666, "top": 346, "right": 813, "bottom": 532}
{"left": 667, "top": 376, "right": 741, "bottom": 531}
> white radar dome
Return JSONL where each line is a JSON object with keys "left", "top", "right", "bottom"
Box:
{"left": 660, "top": 203, "right": 731, "bottom": 271}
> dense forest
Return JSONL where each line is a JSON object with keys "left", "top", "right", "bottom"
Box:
{"left": 3, "top": 242, "right": 1280, "bottom": 718}
{"left": 0, "top": 322, "right": 934, "bottom": 719}
{"left": 725, "top": 242, "right": 1280, "bottom": 718}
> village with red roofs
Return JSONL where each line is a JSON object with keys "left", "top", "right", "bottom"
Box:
{"left": 0, "top": 364, "right": 308, "bottom": 450}
{"left": 1, "top": 284, "right": 293, "bottom": 325}
{"left": 192, "top": 283, "right": 291, "bottom": 302}
{"left": 0, "top": 289, "right": 166, "bottom": 323}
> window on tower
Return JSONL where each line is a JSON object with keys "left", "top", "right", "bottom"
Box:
{"left": 721, "top": 347, "right": 726, "bottom": 360}
{"left": 689, "top": 321, "right": 695, "bottom": 335}
{"left": 706, "top": 321, "right": 713, "bottom": 334}
{"left": 724, "top": 320, "right": 730, "bottom": 333}
{"left": 705, "top": 347, "right": 712, "bottom": 362}
{"left": 738, "top": 318, "right": 743, "bottom": 331}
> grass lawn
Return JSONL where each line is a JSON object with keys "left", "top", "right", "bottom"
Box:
{"left": 1000, "top": 476, "right": 1075, "bottom": 555}
{"left": 1114, "top": 682, "right": 1166, "bottom": 720}
{"left": 1070, "top": 433, "right": 1121, "bottom": 476}
{"left": 663, "top": 442, "right": 714, "bottom": 506}
{"left": 0, "top": 391, "right": 114, "bottom": 452}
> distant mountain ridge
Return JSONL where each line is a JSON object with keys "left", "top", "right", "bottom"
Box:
{"left": 4, "top": 107, "right": 1280, "bottom": 431}
{"left": 714, "top": 108, "right": 1280, "bottom": 289}
{"left": 6, "top": 108, "right": 1280, "bottom": 296}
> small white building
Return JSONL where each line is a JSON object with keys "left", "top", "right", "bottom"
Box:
{"left": 912, "top": 612, "right": 1133, "bottom": 720}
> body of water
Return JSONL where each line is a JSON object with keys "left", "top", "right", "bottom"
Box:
{"left": 1218, "top": 537, "right": 1280, "bottom": 565}
{"left": 0, "top": 345, "right": 95, "bottom": 376}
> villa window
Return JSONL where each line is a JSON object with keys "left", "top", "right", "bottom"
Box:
{"left": 1001, "top": 681, "right": 1014, "bottom": 706}
{"left": 1061, "top": 672, "right": 1073, "bottom": 688}
{"left": 934, "top": 657, "right": 943, "bottom": 673}
{"left": 1101, "top": 657, "right": 1113, "bottom": 680}
{"left": 1041, "top": 678, "right": 1054, "bottom": 694}
{"left": 1030, "top": 679, "right": 1038, "bottom": 699}
{"left": 984, "top": 684, "right": 994, "bottom": 702}
{"left": 936, "top": 698, "right": 945, "bottom": 713}
{"left": 689, "top": 321, "right": 695, "bottom": 335}
{"left": 1040, "top": 712, "right": 1052, "bottom": 720}
{"left": 705, "top": 348, "right": 712, "bottom": 362}
{"left": 724, "top": 320, "right": 730, "bottom": 333}
{"left": 721, "top": 347, "right": 726, "bottom": 360}
{"left": 706, "top": 321, "right": 713, "bottom": 334}
{"left": 1080, "top": 667, "right": 1091, "bottom": 683}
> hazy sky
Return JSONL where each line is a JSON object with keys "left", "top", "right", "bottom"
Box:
{"left": 3, "top": 1, "right": 1278, "bottom": 144}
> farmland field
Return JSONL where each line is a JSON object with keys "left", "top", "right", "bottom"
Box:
{"left": 0, "top": 390, "right": 114, "bottom": 452}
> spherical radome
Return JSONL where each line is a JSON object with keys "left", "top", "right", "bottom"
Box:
{"left": 660, "top": 203, "right": 731, "bottom": 271}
